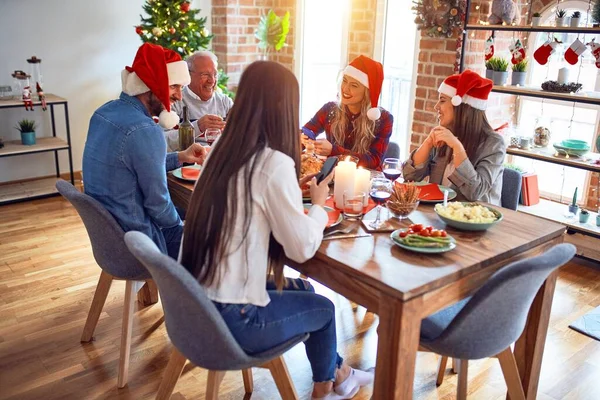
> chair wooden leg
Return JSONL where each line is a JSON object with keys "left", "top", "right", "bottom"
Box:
{"left": 157, "top": 348, "right": 187, "bottom": 400}
{"left": 451, "top": 357, "right": 457, "bottom": 373}
{"left": 436, "top": 356, "right": 448, "bottom": 386}
{"left": 137, "top": 279, "right": 159, "bottom": 306}
{"left": 264, "top": 356, "right": 299, "bottom": 400}
{"left": 117, "top": 280, "right": 136, "bottom": 388}
{"left": 206, "top": 370, "right": 226, "bottom": 400}
{"left": 497, "top": 348, "right": 526, "bottom": 400}
{"left": 81, "top": 271, "right": 113, "bottom": 342}
{"left": 456, "top": 359, "right": 468, "bottom": 400}
{"left": 242, "top": 369, "right": 253, "bottom": 394}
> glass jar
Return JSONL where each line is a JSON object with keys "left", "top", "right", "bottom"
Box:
{"left": 534, "top": 126, "right": 551, "bottom": 147}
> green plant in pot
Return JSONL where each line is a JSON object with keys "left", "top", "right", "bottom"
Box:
{"left": 532, "top": 12, "right": 542, "bottom": 26}
{"left": 593, "top": 1, "right": 600, "bottom": 27}
{"left": 570, "top": 11, "right": 581, "bottom": 27}
{"left": 511, "top": 59, "right": 528, "bottom": 86}
{"left": 579, "top": 208, "right": 590, "bottom": 223}
{"left": 568, "top": 187, "right": 579, "bottom": 214}
{"left": 489, "top": 57, "right": 509, "bottom": 85}
{"left": 485, "top": 59, "right": 494, "bottom": 79}
{"left": 15, "top": 119, "right": 37, "bottom": 146}
{"left": 555, "top": 9, "right": 567, "bottom": 27}
{"left": 254, "top": 9, "right": 290, "bottom": 60}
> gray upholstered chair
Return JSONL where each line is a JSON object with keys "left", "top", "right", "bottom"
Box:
{"left": 124, "top": 231, "right": 308, "bottom": 400}
{"left": 501, "top": 168, "right": 522, "bottom": 211}
{"left": 56, "top": 180, "right": 158, "bottom": 388}
{"left": 384, "top": 142, "right": 400, "bottom": 160}
{"left": 423, "top": 243, "right": 575, "bottom": 400}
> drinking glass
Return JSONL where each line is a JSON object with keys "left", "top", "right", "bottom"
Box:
{"left": 343, "top": 191, "right": 365, "bottom": 220}
{"left": 205, "top": 128, "right": 221, "bottom": 146}
{"left": 382, "top": 158, "right": 402, "bottom": 182}
{"left": 368, "top": 177, "right": 393, "bottom": 229}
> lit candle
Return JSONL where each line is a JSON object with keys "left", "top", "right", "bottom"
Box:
{"left": 558, "top": 67, "right": 570, "bottom": 85}
{"left": 354, "top": 167, "right": 370, "bottom": 206}
{"left": 334, "top": 156, "right": 356, "bottom": 209}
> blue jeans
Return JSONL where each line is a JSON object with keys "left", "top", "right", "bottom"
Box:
{"left": 214, "top": 277, "right": 343, "bottom": 382}
{"left": 162, "top": 224, "right": 183, "bottom": 260}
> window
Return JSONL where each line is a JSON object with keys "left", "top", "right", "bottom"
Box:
{"left": 513, "top": 1, "right": 600, "bottom": 204}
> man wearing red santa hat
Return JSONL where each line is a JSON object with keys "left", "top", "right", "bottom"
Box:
{"left": 83, "top": 43, "right": 207, "bottom": 259}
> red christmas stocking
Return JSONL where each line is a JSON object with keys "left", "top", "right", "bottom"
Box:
{"left": 564, "top": 39, "right": 587, "bottom": 65}
{"left": 509, "top": 39, "right": 526, "bottom": 64}
{"left": 587, "top": 38, "right": 600, "bottom": 68}
{"left": 485, "top": 36, "right": 494, "bottom": 61}
{"left": 534, "top": 40, "right": 558, "bottom": 65}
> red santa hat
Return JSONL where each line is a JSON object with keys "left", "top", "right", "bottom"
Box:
{"left": 438, "top": 69, "right": 493, "bottom": 111}
{"left": 342, "top": 55, "right": 384, "bottom": 121}
{"left": 121, "top": 43, "right": 190, "bottom": 129}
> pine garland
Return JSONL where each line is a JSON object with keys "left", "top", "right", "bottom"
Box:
{"left": 136, "top": 0, "right": 234, "bottom": 98}
{"left": 412, "top": 0, "right": 466, "bottom": 38}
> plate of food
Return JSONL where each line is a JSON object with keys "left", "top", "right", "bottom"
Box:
{"left": 172, "top": 164, "right": 202, "bottom": 182}
{"left": 434, "top": 201, "right": 503, "bottom": 231}
{"left": 303, "top": 204, "right": 342, "bottom": 229}
{"left": 404, "top": 182, "right": 457, "bottom": 203}
{"left": 390, "top": 224, "right": 456, "bottom": 253}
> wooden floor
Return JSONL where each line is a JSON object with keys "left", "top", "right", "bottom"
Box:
{"left": 1, "top": 196, "right": 599, "bottom": 400}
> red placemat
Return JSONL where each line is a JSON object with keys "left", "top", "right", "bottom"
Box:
{"left": 303, "top": 207, "right": 341, "bottom": 228}
{"left": 397, "top": 182, "right": 444, "bottom": 201}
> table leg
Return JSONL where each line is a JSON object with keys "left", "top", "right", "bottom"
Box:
{"left": 373, "top": 294, "right": 422, "bottom": 400}
{"left": 511, "top": 270, "right": 558, "bottom": 400}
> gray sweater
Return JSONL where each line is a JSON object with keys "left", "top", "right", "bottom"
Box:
{"left": 403, "top": 131, "right": 506, "bottom": 205}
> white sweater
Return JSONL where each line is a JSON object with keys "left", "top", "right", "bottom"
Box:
{"left": 165, "top": 86, "right": 234, "bottom": 151}
{"left": 203, "top": 148, "right": 328, "bottom": 306}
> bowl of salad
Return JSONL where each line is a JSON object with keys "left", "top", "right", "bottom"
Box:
{"left": 434, "top": 202, "right": 503, "bottom": 231}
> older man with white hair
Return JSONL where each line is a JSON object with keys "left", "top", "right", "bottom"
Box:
{"left": 165, "top": 50, "right": 234, "bottom": 151}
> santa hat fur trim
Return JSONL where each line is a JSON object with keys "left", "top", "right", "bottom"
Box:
{"left": 342, "top": 55, "right": 384, "bottom": 121}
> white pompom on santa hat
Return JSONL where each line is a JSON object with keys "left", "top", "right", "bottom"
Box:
{"left": 342, "top": 55, "right": 384, "bottom": 121}
{"left": 121, "top": 43, "right": 190, "bottom": 129}
{"left": 437, "top": 69, "right": 493, "bottom": 111}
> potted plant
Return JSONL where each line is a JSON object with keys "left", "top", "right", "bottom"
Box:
{"left": 568, "top": 187, "right": 579, "bottom": 214}
{"left": 570, "top": 11, "right": 581, "bottom": 27}
{"left": 490, "top": 57, "right": 509, "bottom": 85}
{"left": 579, "top": 208, "right": 590, "bottom": 223}
{"left": 555, "top": 9, "right": 568, "bottom": 27}
{"left": 532, "top": 12, "right": 542, "bottom": 27}
{"left": 594, "top": 1, "right": 600, "bottom": 27}
{"left": 485, "top": 59, "right": 494, "bottom": 79}
{"left": 254, "top": 9, "right": 290, "bottom": 60}
{"left": 511, "top": 59, "right": 528, "bottom": 86}
{"left": 14, "top": 119, "right": 37, "bottom": 145}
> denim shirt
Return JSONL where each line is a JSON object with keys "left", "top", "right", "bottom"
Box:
{"left": 82, "top": 92, "right": 182, "bottom": 253}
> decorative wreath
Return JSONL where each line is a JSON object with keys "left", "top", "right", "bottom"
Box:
{"left": 412, "top": 0, "right": 467, "bottom": 38}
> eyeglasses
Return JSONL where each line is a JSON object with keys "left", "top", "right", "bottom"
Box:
{"left": 191, "top": 70, "right": 219, "bottom": 80}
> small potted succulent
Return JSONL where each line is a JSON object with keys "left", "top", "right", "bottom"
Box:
{"left": 579, "top": 208, "right": 590, "bottom": 223}
{"left": 511, "top": 59, "right": 528, "bottom": 86}
{"left": 596, "top": 208, "right": 600, "bottom": 226}
{"left": 555, "top": 9, "right": 568, "bottom": 27}
{"left": 532, "top": 12, "right": 542, "bottom": 27}
{"left": 15, "top": 119, "right": 37, "bottom": 146}
{"left": 485, "top": 59, "right": 494, "bottom": 79}
{"left": 489, "top": 57, "right": 509, "bottom": 85}
{"left": 570, "top": 11, "right": 581, "bottom": 27}
{"left": 568, "top": 187, "right": 579, "bottom": 215}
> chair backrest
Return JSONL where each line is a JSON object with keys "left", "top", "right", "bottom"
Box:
{"left": 123, "top": 231, "right": 256, "bottom": 370}
{"left": 56, "top": 180, "right": 149, "bottom": 280}
{"left": 428, "top": 243, "right": 575, "bottom": 359}
{"left": 384, "top": 142, "right": 400, "bottom": 160}
{"left": 501, "top": 168, "right": 522, "bottom": 210}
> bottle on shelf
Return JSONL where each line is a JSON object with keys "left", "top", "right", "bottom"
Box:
{"left": 178, "top": 105, "right": 194, "bottom": 150}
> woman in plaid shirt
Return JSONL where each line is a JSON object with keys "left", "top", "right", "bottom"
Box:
{"left": 302, "top": 55, "right": 393, "bottom": 170}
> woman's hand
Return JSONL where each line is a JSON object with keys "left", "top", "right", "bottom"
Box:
{"left": 310, "top": 172, "right": 333, "bottom": 207}
{"left": 314, "top": 139, "right": 333, "bottom": 156}
{"left": 299, "top": 172, "right": 318, "bottom": 188}
{"left": 431, "top": 126, "right": 463, "bottom": 152}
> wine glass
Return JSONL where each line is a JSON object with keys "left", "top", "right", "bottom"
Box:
{"left": 369, "top": 177, "right": 393, "bottom": 229}
{"left": 205, "top": 128, "right": 221, "bottom": 146}
{"left": 382, "top": 158, "right": 402, "bottom": 182}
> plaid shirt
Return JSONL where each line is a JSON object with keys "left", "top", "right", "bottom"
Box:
{"left": 302, "top": 102, "right": 393, "bottom": 170}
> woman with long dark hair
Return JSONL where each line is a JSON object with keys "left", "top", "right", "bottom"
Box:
{"left": 403, "top": 70, "right": 505, "bottom": 205}
{"left": 181, "top": 61, "right": 373, "bottom": 399}
{"left": 302, "top": 55, "right": 393, "bottom": 170}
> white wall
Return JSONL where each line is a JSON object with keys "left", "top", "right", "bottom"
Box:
{"left": 0, "top": 0, "right": 211, "bottom": 182}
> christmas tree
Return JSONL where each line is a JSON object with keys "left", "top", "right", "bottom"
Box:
{"left": 136, "top": 0, "right": 233, "bottom": 98}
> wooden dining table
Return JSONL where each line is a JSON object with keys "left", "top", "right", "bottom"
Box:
{"left": 167, "top": 173, "right": 566, "bottom": 400}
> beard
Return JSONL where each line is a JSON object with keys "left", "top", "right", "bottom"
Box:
{"left": 147, "top": 93, "right": 165, "bottom": 117}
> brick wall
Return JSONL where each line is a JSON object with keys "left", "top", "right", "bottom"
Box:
{"left": 348, "top": 0, "right": 377, "bottom": 60}
{"left": 211, "top": 0, "right": 296, "bottom": 86}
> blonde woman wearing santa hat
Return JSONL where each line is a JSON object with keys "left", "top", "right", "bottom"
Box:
{"left": 403, "top": 69, "right": 505, "bottom": 205}
{"left": 83, "top": 43, "right": 207, "bottom": 259}
{"left": 302, "top": 55, "right": 393, "bottom": 169}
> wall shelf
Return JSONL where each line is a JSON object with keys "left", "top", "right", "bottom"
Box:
{"left": 492, "top": 85, "right": 600, "bottom": 106}
{"left": 506, "top": 147, "right": 600, "bottom": 173}
{"left": 465, "top": 24, "right": 600, "bottom": 34}
{"left": 0, "top": 177, "right": 60, "bottom": 204}
{"left": 0, "top": 137, "right": 69, "bottom": 158}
